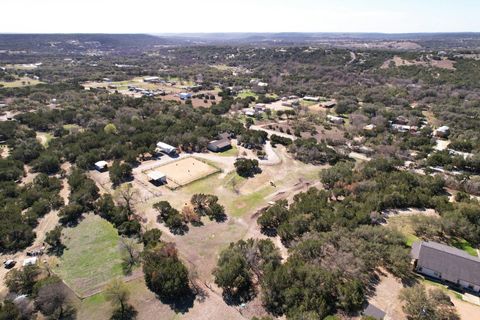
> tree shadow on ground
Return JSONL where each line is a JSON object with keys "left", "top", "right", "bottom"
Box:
{"left": 159, "top": 289, "right": 196, "bottom": 313}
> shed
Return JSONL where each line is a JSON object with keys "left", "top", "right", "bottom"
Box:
{"left": 23, "top": 257, "right": 38, "bottom": 267}
{"left": 323, "top": 101, "right": 336, "bottom": 108}
{"left": 143, "top": 76, "right": 160, "bottom": 83}
{"left": 156, "top": 142, "right": 176, "bottom": 155}
{"left": 327, "top": 115, "right": 345, "bottom": 124}
{"left": 303, "top": 96, "right": 320, "bottom": 102}
{"left": 208, "top": 139, "right": 232, "bottom": 153}
{"left": 94, "top": 160, "right": 108, "bottom": 171}
{"left": 147, "top": 171, "right": 167, "bottom": 184}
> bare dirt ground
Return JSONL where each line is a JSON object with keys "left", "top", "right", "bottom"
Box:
{"left": 381, "top": 55, "right": 456, "bottom": 70}
{"left": 367, "top": 271, "right": 406, "bottom": 320}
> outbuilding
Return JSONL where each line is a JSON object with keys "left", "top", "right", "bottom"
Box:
{"left": 179, "top": 92, "right": 192, "bottom": 100}
{"left": 327, "top": 115, "right": 345, "bottom": 124}
{"left": 303, "top": 96, "right": 320, "bottom": 102}
{"left": 23, "top": 257, "right": 38, "bottom": 267}
{"left": 143, "top": 76, "right": 160, "bottom": 83}
{"left": 435, "top": 126, "right": 450, "bottom": 138}
{"left": 156, "top": 142, "right": 176, "bottom": 155}
{"left": 207, "top": 139, "right": 232, "bottom": 153}
{"left": 147, "top": 171, "right": 167, "bottom": 185}
{"left": 94, "top": 160, "right": 108, "bottom": 171}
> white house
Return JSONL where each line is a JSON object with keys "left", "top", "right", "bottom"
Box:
{"left": 303, "top": 96, "right": 320, "bottom": 102}
{"left": 143, "top": 76, "right": 160, "bottom": 83}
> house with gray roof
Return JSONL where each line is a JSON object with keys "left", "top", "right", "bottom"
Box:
{"left": 411, "top": 241, "right": 480, "bottom": 293}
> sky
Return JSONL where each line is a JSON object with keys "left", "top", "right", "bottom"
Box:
{"left": 1, "top": 0, "right": 479, "bottom": 34}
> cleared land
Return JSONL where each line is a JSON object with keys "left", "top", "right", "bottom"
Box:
{"left": 0, "top": 77, "right": 42, "bottom": 88}
{"left": 54, "top": 214, "right": 123, "bottom": 297}
{"left": 144, "top": 157, "right": 220, "bottom": 189}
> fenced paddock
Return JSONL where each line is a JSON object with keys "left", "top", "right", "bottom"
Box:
{"left": 143, "top": 157, "right": 220, "bottom": 189}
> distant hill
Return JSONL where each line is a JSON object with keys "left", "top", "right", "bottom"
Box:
{"left": 0, "top": 33, "right": 179, "bottom": 53}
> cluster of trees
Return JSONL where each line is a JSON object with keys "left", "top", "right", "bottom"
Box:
{"left": 58, "top": 169, "right": 99, "bottom": 226}
{"left": 142, "top": 242, "right": 190, "bottom": 301}
{"left": 0, "top": 174, "right": 63, "bottom": 252}
{"left": 154, "top": 201, "right": 187, "bottom": 234}
{"left": 109, "top": 160, "right": 133, "bottom": 187}
{"left": 234, "top": 158, "right": 261, "bottom": 178}
{"left": 154, "top": 194, "right": 227, "bottom": 234}
{"left": 426, "top": 150, "right": 480, "bottom": 174}
{"left": 3, "top": 266, "right": 77, "bottom": 319}
{"left": 237, "top": 130, "right": 268, "bottom": 149}
{"left": 270, "top": 134, "right": 292, "bottom": 147}
{"left": 214, "top": 239, "right": 281, "bottom": 303}
{"left": 215, "top": 226, "right": 411, "bottom": 319}
{"left": 289, "top": 138, "right": 344, "bottom": 165}
{"left": 95, "top": 193, "right": 141, "bottom": 238}
{"left": 399, "top": 284, "right": 459, "bottom": 320}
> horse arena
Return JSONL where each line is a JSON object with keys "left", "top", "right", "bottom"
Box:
{"left": 144, "top": 157, "right": 220, "bottom": 189}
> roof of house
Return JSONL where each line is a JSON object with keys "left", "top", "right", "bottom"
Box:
{"left": 209, "top": 139, "right": 231, "bottom": 149}
{"left": 156, "top": 142, "right": 176, "bottom": 151}
{"left": 412, "top": 241, "right": 480, "bottom": 286}
{"left": 362, "top": 303, "right": 386, "bottom": 320}
{"left": 94, "top": 160, "right": 108, "bottom": 168}
{"left": 23, "top": 257, "right": 37, "bottom": 267}
{"left": 148, "top": 171, "right": 166, "bottom": 181}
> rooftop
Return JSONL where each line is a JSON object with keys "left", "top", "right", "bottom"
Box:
{"left": 412, "top": 241, "right": 480, "bottom": 286}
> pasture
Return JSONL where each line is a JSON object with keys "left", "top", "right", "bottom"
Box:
{"left": 55, "top": 214, "right": 123, "bottom": 297}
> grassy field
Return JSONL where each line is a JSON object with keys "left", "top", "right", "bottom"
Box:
{"left": 216, "top": 145, "right": 238, "bottom": 157}
{"left": 0, "top": 77, "right": 42, "bottom": 88}
{"left": 55, "top": 214, "right": 123, "bottom": 297}
{"left": 237, "top": 89, "right": 258, "bottom": 99}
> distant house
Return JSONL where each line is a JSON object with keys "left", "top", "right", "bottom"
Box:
{"left": 363, "top": 124, "right": 377, "bottom": 131}
{"left": 94, "top": 160, "right": 108, "bottom": 171}
{"left": 434, "top": 125, "right": 450, "bottom": 138}
{"left": 147, "top": 171, "right": 166, "bottom": 185}
{"left": 254, "top": 103, "right": 267, "bottom": 112}
{"left": 327, "top": 115, "right": 345, "bottom": 124}
{"left": 143, "top": 76, "right": 160, "bottom": 83}
{"left": 102, "top": 78, "right": 112, "bottom": 82}
{"left": 362, "top": 304, "right": 386, "bottom": 320}
{"left": 156, "top": 142, "right": 176, "bottom": 155}
{"left": 323, "top": 101, "right": 336, "bottom": 108}
{"left": 303, "top": 96, "right": 320, "bottom": 102}
{"left": 411, "top": 241, "right": 480, "bottom": 292}
{"left": 179, "top": 92, "right": 192, "bottom": 100}
{"left": 391, "top": 124, "right": 417, "bottom": 133}
{"left": 395, "top": 115, "right": 409, "bottom": 125}
{"left": 243, "top": 108, "right": 256, "bottom": 117}
{"left": 251, "top": 80, "right": 268, "bottom": 93}
{"left": 23, "top": 257, "right": 38, "bottom": 267}
{"left": 207, "top": 139, "right": 232, "bottom": 153}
